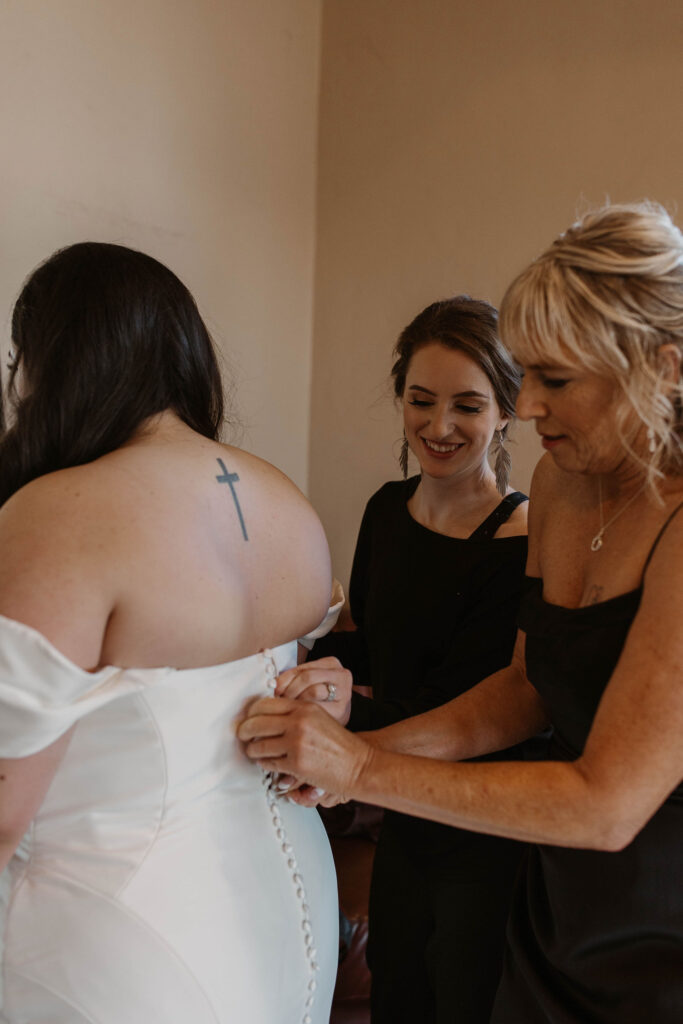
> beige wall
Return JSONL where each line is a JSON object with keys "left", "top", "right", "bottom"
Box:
{"left": 4, "top": 1, "right": 683, "bottom": 591}
{"left": 311, "top": 0, "right": 683, "bottom": 590}
{"left": 0, "top": 0, "right": 321, "bottom": 489}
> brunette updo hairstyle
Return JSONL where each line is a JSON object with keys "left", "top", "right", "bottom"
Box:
{"left": 0, "top": 242, "right": 224, "bottom": 507}
{"left": 500, "top": 202, "right": 683, "bottom": 493}
{"left": 391, "top": 294, "right": 521, "bottom": 427}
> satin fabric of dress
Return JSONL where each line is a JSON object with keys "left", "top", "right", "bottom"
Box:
{"left": 0, "top": 616, "right": 338, "bottom": 1024}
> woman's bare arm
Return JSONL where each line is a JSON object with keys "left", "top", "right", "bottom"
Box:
{"left": 0, "top": 479, "right": 114, "bottom": 870}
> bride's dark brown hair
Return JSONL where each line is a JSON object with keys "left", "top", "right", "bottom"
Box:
{"left": 0, "top": 242, "right": 224, "bottom": 507}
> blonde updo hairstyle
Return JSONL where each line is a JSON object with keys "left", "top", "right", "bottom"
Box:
{"left": 500, "top": 202, "right": 683, "bottom": 495}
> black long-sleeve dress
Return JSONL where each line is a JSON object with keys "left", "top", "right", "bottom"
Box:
{"left": 314, "top": 477, "right": 532, "bottom": 1024}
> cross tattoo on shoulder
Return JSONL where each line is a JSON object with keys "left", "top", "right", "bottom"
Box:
{"left": 216, "top": 458, "right": 249, "bottom": 541}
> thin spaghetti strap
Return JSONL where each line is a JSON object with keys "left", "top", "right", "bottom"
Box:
{"left": 641, "top": 499, "right": 683, "bottom": 582}
{"left": 469, "top": 491, "right": 528, "bottom": 541}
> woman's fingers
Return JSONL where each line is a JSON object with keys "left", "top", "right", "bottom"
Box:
{"left": 238, "top": 699, "right": 298, "bottom": 758}
{"left": 275, "top": 657, "right": 350, "bottom": 699}
{"left": 275, "top": 658, "right": 353, "bottom": 725}
{"left": 288, "top": 681, "right": 339, "bottom": 703}
{"left": 273, "top": 773, "right": 297, "bottom": 792}
{"left": 318, "top": 791, "right": 346, "bottom": 808}
{"left": 238, "top": 698, "right": 371, "bottom": 797}
{"left": 256, "top": 757, "right": 289, "bottom": 774}
{"left": 284, "top": 784, "right": 327, "bottom": 807}
{"left": 238, "top": 697, "right": 296, "bottom": 739}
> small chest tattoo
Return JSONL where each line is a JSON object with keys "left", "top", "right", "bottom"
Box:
{"left": 585, "top": 584, "right": 604, "bottom": 605}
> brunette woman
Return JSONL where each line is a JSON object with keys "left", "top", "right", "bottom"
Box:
{"left": 276, "top": 296, "right": 531, "bottom": 1024}
{"left": 0, "top": 242, "right": 344, "bottom": 1023}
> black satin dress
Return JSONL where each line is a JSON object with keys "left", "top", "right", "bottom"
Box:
{"left": 491, "top": 571, "right": 683, "bottom": 1023}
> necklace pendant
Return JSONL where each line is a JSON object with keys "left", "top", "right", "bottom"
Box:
{"left": 590, "top": 533, "right": 603, "bottom": 552}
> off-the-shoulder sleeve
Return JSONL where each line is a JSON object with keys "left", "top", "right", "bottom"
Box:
{"left": 0, "top": 615, "right": 140, "bottom": 758}
{"left": 297, "top": 579, "right": 345, "bottom": 650}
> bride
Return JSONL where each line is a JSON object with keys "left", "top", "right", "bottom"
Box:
{"left": 0, "top": 242, "right": 344, "bottom": 1024}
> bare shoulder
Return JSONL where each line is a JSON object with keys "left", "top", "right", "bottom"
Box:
{"left": 640, "top": 496, "right": 683, "bottom": 607}
{"left": 630, "top": 497, "right": 683, "bottom": 695}
{"left": 525, "top": 453, "right": 582, "bottom": 575}
{"left": 217, "top": 444, "right": 332, "bottom": 616}
{"left": 0, "top": 464, "right": 105, "bottom": 561}
{"left": 219, "top": 445, "right": 327, "bottom": 542}
{"left": 0, "top": 466, "right": 114, "bottom": 665}
{"left": 525, "top": 454, "right": 557, "bottom": 551}
{"left": 528, "top": 452, "right": 571, "bottom": 503}
{"left": 528, "top": 452, "right": 588, "bottom": 520}
{"left": 222, "top": 445, "right": 314, "bottom": 505}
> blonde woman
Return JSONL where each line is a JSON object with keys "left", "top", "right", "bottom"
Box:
{"left": 241, "top": 203, "right": 683, "bottom": 1023}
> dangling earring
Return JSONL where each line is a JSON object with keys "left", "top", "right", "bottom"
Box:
{"left": 399, "top": 432, "right": 410, "bottom": 479}
{"left": 494, "top": 429, "right": 511, "bottom": 496}
{"left": 647, "top": 425, "right": 657, "bottom": 454}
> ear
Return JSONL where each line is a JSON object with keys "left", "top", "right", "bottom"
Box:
{"left": 656, "top": 343, "right": 682, "bottom": 387}
{"left": 496, "top": 416, "right": 510, "bottom": 433}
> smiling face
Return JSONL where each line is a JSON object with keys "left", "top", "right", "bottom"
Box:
{"left": 515, "top": 361, "right": 633, "bottom": 475}
{"left": 403, "top": 342, "right": 506, "bottom": 482}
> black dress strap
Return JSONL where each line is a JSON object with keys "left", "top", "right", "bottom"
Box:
{"left": 641, "top": 498, "right": 683, "bottom": 581}
{"left": 469, "top": 491, "right": 528, "bottom": 541}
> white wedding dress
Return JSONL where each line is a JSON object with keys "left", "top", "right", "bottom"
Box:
{"left": 0, "top": 613, "right": 340, "bottom": 1024}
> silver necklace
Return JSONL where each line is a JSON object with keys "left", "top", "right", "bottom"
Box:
{"left": 590, "top": 477, "right": 646, "bottom": 552}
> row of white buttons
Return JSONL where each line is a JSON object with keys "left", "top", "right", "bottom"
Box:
{"left": 262, "top": 650, "right": 318, "bottom": 1024}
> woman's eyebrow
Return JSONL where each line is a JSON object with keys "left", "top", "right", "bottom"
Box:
{"left": 454, "top": 390, "right": 490, "bottom": 400}
{"left": 407, "top": 384, "right": 490, "bottom": 399}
